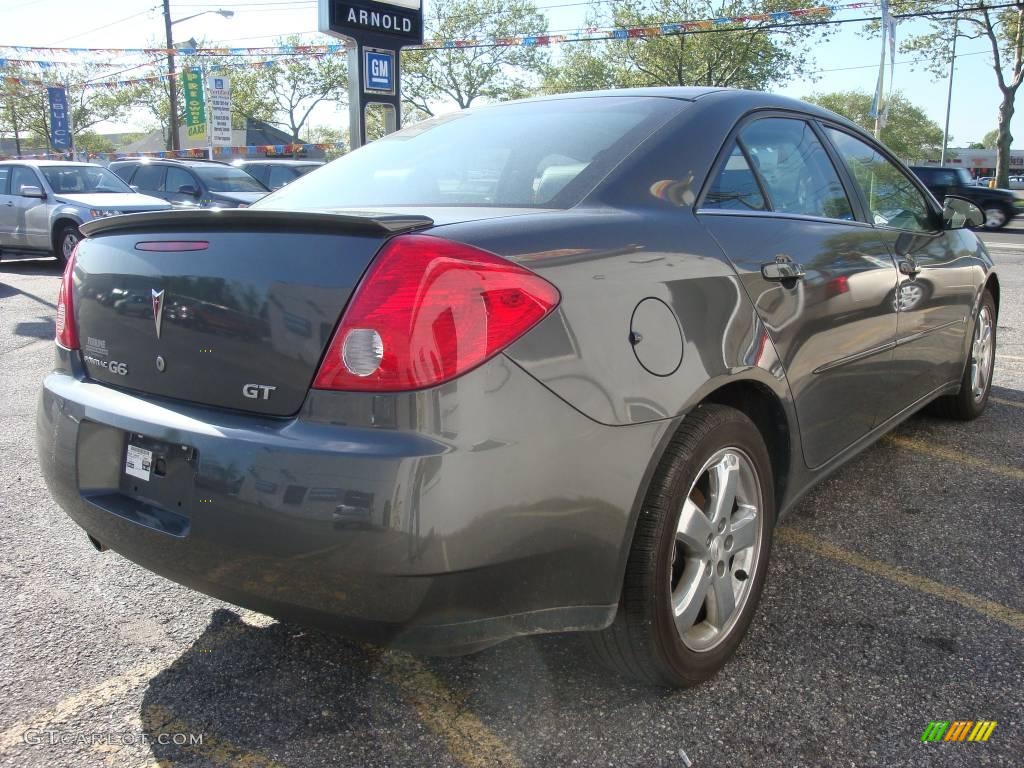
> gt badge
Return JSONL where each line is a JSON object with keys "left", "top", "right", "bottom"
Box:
{"left": 242, "top": 383, "right": 276, "bottom": 400}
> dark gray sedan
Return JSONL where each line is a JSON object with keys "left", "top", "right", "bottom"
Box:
{"left": 38, "top": 88, "right": 998, "bottom": 687}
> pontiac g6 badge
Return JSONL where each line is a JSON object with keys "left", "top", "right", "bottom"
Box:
{"left": 151, "top": 289, "right": 165, "bottom": 338}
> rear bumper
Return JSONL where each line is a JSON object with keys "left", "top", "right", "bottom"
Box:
{"left": 37, "top": 349, "right": 670, "bottom": 653}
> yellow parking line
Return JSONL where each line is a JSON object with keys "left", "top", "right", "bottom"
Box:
{"left": 884, "top": 434, "right": 1024, "bottom": 482}
{"left": 0, "top": 662, "right": 165, "bottom": 753}
{"left": 778, "top": 528, "right": 1024, "bottom": 632}
{"left": 990, "top": 396, "right": 1024, "bottom": 409}
{"left": 370, "top": 649, "right": 522, "bottom": 768}
{"left": 141, "top": 704, "right": 282, "bottom": 768}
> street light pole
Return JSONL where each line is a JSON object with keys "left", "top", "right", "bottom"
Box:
{"left": 162, "top": 6, "right": 234, "bottom": 152}
{"left": 940, "top": 7, "right": 959, "bottom": 166}
{"left": 163, "top": 0, "right": 179, "bottom": 152}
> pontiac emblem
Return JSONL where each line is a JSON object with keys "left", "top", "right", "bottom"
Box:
{"left": 151, "top": 289, "right": 165, "bottom": 338}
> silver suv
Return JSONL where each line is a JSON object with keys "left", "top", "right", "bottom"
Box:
{"left": 0, "top": 160, "right": 171, "bottom": 265}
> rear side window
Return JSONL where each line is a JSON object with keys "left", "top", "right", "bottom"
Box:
{"left": 11, "top": 166, "right": 39, "bottom": 194}
{"left": 164, "top": 166, "right": 195, "bottom": 193}
{"left": 704, "top": 145, "right": 765, "bottom": 211}
{"left": 268, "top": 165, "right": 296, "bottom": 189}
{"left": 825, "top": 128, "right": 934, "bottom": 233}
{"left": 258, "top": 97, "right": 682, "bottom": 210}
{"left": 739, "top": 118, "right": 853, "bottom": 221}
{"left": 111, "top": 163, "right": 138, "bottom": 182}
{"left": 243, "top": 165, "right": 268, "bottom": 185}
{"left": 0, "top": 167, "right": 9, "bottom": 195}
{"left": 132, "top": 164, "right": 164, "bottom": 191}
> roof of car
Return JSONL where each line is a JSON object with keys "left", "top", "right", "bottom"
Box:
{"left": 0, "top": 159, "right": 100, "bottom": 167}
{"left": 234, "top": 159, "right": 323, "bottom": 166}
{"left": 502, "top": 87, "right": 864, "bottom": 133}
{"left": 108, "top": 158, "right": 228, "bottom": 167}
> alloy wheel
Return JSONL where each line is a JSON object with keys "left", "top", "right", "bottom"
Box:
{"left": 971, "top": 304, "right": 994, "bottom": 401}
{"left": 62, "top": 231, "right": 79, "bottom": 260}
{"left": 670, "top": 447, "right": 763, "bottom": 652}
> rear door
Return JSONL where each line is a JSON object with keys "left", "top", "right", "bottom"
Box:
{"left": 0, "top": 166, "right": 13, "bottom": 245}
{"left": 163, "top": 166, "right": 201, "bottom": 207}
{"left": 824, "top": 127, "right": 975, "bottom": 412}
{"left": 7, "top": 165, "right": 48, "bottom": 249}
{"left": 698, "top": 115, "right": 900, "bottom": 468}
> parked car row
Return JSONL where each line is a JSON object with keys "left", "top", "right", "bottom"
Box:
{"left": 0, "top": 158, "right": 325, "bottom": 263}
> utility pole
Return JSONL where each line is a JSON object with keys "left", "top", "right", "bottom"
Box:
{"left": 940, "top": 5, "right": 959, "bottom": 166}
{"left": 163, "top": 0, "right": 180, "bottom": 152}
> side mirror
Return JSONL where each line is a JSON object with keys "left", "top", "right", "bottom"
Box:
{"left": 129, "top": 185, "right": 140, "bottom": 192}
{"left": 943, "top": 196, "right": 985, "bottom": 229}
{"left": 177, "top": 185, "right": 199, "bottom": 197}
{"left": 19, "top": 185, "right": 45, "bottom": 199}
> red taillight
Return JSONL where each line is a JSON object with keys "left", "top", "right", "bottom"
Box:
{"left": 825, "top": 274, "right": 849, "bottom": 299}
{"left": 55, "top": 245, "right": 80, "bottom": 350}
{"left": 313, "top": 234, "right": 560, "bottom": 392}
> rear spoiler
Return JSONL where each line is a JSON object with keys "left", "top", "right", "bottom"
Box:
{"left": 80, "top": 208, "right": 434, "bottom": 238}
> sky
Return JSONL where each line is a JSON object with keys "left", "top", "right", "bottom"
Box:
{"left": 0, "top": 0, "right": 1015, "bottom": 149}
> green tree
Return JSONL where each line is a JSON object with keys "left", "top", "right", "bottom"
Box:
{"left": 892, "top": 1, "right": 1024, "bottom": 186}
{"left": 544, "top": 0, "right": 835, "bottom": 94}
{"left": 0, "top": 65, "right": 139, "bottom": 153}
{"left": 230, "top": 36, "right": 348, "bottom": 141}
{"left": 804, "top": 90, "right": 945, "bottom": 160}
{"left": 401, "top": 0, "right": 549, "bottom": 115}
{"left": 304, "top": 124, "right": 346, "bottom": 159}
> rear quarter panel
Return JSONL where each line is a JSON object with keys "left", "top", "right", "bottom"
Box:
{"left": 436, "top": 208, "right": 792, "bottom": 426}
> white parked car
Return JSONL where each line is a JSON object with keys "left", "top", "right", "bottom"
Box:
{"left": 0, "top": 160, "right": 171, "bottom": 265}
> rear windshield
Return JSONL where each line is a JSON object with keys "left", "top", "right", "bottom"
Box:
{"left": 41, "top": 165, "right": 132, "bottom": 194}
{"left": 192, "top": 165, "right": 268, "bottom": 193}
{"left": 256, "top": 97, "right": 682, "bottom": 210}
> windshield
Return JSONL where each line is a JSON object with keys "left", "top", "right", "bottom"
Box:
{"left": 41, "top": 165, "right": 133, "bottom": 194}
{"left": 257, "top": 97, "right": 681, "bottom": 210}
{"left": 192, "top": 165, "right": 268, "bottom": 193}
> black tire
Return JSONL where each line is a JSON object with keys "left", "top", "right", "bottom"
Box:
{"left": 981, "top": 204, "right": 1011, "bottom": 230}
{"left": 53, "top": 223, "right": 81, "bottom": 268}
{"left": 930, "top": 291, "right": 997, "bottom": 420}
{"left": 585, "top": 404, "right": 775, "bottom": 687}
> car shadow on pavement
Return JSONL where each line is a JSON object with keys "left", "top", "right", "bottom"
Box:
{"left": 138, "top": 608, "right": 675, "bottom": 767}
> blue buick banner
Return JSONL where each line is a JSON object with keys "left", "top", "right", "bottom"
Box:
{"left": 47, "top": 86, "right": 71, "bottom": 150}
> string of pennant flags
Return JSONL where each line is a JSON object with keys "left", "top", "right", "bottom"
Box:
{"left": 0, "top": 0, "right": 882, "bottom": 84}
{"left": 2, "top": 53, "right": 343, "bottom": 90}
{"left": 5, "top": 142, "right": 347, "bottom": 162}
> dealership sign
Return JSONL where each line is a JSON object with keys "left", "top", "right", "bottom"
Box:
{"left": 181, "top": 67, "right": 207, "bottom": 141}
{"left": 327, "top": 0, "right": 422, "bottom": 42}
{"left": 318, "top": 0, "right": 423, "bottom": 148}
{"left": 207, "top": 75, "right": 232, "bottom": 147}
{"left": 47, "top": 87, "right": 71, "bottom": 150}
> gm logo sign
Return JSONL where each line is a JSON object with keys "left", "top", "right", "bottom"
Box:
{"left": 364, "top": 48, "right": 395, "bottom": 94}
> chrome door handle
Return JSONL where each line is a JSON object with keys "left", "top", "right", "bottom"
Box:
{"left": 761, "top": 258, "right": 806, "bottom": 283}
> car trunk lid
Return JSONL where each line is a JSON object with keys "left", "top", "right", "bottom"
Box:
{"left": 72, "top": 209, "right": 433, "bottom": 416}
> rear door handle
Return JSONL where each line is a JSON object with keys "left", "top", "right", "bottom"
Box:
{"left": 761, "top": 258, "right": 806, "bottom": 283}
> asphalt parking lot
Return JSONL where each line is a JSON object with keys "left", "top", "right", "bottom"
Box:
{"left": 1, "top": 230, "right": 1021, "bottom": 768}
